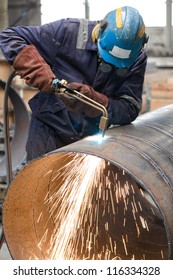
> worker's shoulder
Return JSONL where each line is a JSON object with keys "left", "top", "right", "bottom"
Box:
{"left": 65, "top": 17, "right": 97, "bottom": 26}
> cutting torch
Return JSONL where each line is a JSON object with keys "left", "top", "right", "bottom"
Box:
{"left": 52, "top": 78, "right": 109, "bottom": 138}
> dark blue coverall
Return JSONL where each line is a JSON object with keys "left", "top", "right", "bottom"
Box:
{"left": 0, "top": 18, "right": 147, "bottom": 161}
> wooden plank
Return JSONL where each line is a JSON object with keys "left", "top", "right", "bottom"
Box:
{"left": 0, "top": 89, "right": 4, "bottom": 109}
{"left": 0, "top": 88, "right": 13, "bottom": 110}
{"left": 151, "top": 90, "right": 173, "bottom": 99}
{"left": 141, "top": 94, "right": 147, "bottom": 114}
{"left": 22, "top": 89, "right": 37, "bottom": 111}
{"left": 151, "top": 81, "right": 173, "bottom": 91}
{"left": 0, "top": 61, "right": 12, "bottom": 82}
{"left": 150, "top": 80, "right": 173, "bottom": 98}
{"left": 150, "top": 98, "right": 173, "bottom": 111}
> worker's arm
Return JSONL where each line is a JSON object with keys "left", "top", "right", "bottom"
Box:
{"left": 0, "top": 27, "right": 56, "bottom": 92}
{"left": 13, "top": 44, "right": 56, "bottom": 92}
{"left": 0, "top": 29, "right": 28, "bottom": 64}
{"left": 106, "top": 51, "right": 147, "bottom": 125}
{"left": 57, "top": 51, "right": 147, "bottom": 122}
{"left": 0, "top": 21, "right": 65, "bottom": 92}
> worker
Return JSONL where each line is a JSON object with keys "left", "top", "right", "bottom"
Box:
{"left": 0, "top": 6, "right": 148, "bottom": 161}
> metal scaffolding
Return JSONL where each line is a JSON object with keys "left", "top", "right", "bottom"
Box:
{"left": 166, "top": 0, "right": 172, "bottom": 48}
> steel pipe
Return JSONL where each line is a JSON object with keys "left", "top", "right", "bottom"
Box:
{"left": 0, "top": 79, "right": 30, "bottom": 182}
{"left": 3, "top": 105, "right": 173, "bottom": 260}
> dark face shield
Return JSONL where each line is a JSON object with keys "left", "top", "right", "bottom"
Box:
{"left": 115, "top": 67, "right": 128, "bottom": 76}
{"left": 98, "top": 56, "right": 129, "bottom": 76}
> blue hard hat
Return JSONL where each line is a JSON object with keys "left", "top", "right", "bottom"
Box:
{"left": 98, "top": 6, "right": 146, "bottom": 68}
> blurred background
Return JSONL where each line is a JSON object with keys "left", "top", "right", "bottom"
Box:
{"left": 0, "top": 0, "right": 173, "bottom": 259}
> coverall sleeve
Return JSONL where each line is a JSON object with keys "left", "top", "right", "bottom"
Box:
{"left": 107, "top": 51, "right": 147, "bottom": 125}
{"left": 0, "top": 20, "right": 64, "bottom": 66}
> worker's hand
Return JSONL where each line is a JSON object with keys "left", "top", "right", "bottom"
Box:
{"left": 56, "top": 90, "right": 86, "bottom": 113}
{"left": 65, "top": 82, "right": 109, "bottom": 117}
{"left": 13, "top": 45, "right": 56, "bottom": 92}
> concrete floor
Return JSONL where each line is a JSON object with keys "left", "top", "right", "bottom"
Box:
{"left": 0, "top": 225, "right": 12, "bottom": 260}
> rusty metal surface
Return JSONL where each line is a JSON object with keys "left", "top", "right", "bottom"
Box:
{"left": 3, "top": 105, "right": 173, "bottom": 260}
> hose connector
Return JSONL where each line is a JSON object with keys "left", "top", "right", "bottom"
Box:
{"left": 52, "top": 78, "right": 67, "bottom": 91}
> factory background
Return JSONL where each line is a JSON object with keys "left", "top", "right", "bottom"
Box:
{"left": 0, "top": 0, "right": 173, "bottom": 260}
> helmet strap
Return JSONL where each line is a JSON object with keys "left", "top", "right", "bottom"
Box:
{"left": 92, "top": 20, "right": 108, "bottom": 43}
{"left": 92, "top": 23, "right": 100, "bottom": 43}
{"left": 99, "top": 19, "right": 108, "bottom": 33}
{"left": 143, "top": 33, "right": 149, "bottom": 48}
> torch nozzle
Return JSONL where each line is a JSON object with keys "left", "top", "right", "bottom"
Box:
{"left": 99, "top": 116, "right": 109, "bottom": 138}
{"left": 52, "top": 78, "right": 109, "bottom": 138}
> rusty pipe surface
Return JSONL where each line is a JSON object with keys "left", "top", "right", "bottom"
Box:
{"left": 2, "top": 105, "right": 173, "bottom": 260}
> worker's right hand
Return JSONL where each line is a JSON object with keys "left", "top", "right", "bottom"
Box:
{"left": 56, "top": 90, "right": 85, "bottom": 113}
{"left": 57, "top": 83, "right": 108, "bottom": 118}
{"left": 13, "top": 45, "right": 56, "bottom": 92}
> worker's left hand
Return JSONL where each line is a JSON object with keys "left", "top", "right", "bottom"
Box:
{"left": 61, "top": 82, "right": 108, "bottom": 117}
